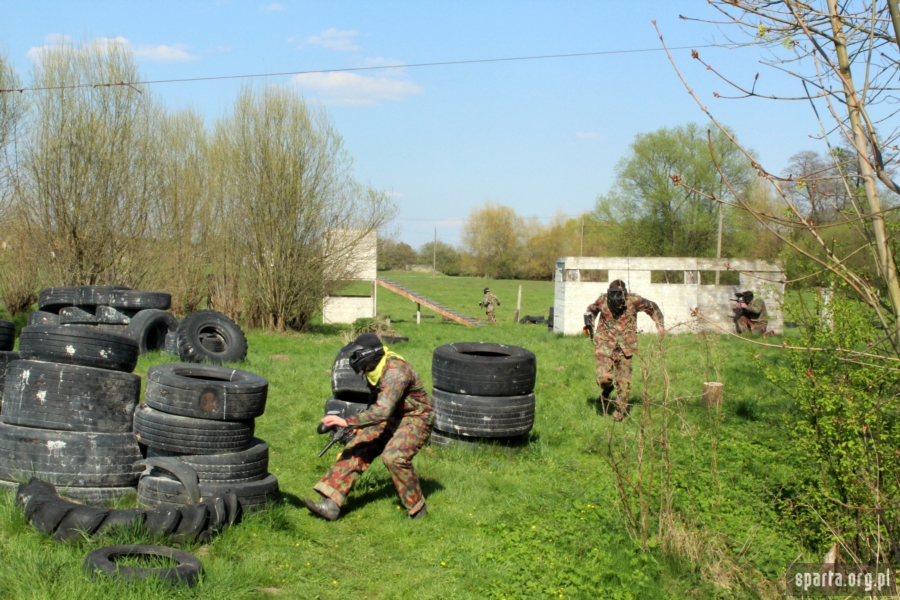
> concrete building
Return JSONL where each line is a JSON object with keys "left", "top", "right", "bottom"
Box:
{"left": 553, "top": 256, "right": 784, "bottom": 336}
{"left": 321, "top": 230, "right": 377, "bottom": 324}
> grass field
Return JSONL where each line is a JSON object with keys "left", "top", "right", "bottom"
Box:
{"left": 0, "top": 271, "right": 808, "bottom": 599}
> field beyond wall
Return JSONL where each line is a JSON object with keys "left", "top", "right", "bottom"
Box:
{"left": 0, "top": 271, "right": 804, "bottom": 599}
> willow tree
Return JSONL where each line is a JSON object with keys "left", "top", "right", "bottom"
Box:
{"left": 18, "top": 40, "right": 162, "bottom": 287}
{"left": 211, "top": 85, "right": 395, "bottom": 331}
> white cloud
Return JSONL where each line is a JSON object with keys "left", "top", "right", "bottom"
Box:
{"left": 27, "top": 35, "right": 197, "bottom": 63}
{"left": 305, "top": 28, "right": 361, "bottom": 52}
{"left": 264, "top": 3, "right": 285, "bottom": 12}
{"left": 133, "top": 44, "right": 198, "bottom": 62}
{"left": 292, "top": 71, "right": 423, "bottom": 106}
{"left": 576, "top": 131, "right": 600, "bottom": 139}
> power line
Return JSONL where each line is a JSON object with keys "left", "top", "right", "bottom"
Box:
{"left": 0, "top": 43, "right": 740, "bottom": 94}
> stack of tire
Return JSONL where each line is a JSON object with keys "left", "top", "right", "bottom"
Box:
{"left": 0, "top": 325, "right": 143, "bottom": 503}
{"left": 31, "top": 286, "right": 177, "bottom": 355}
{"left": 0, "top": 319, "right": 18, "bottom": 402}
{"left": 430, "top": 342, "right": 537, "bottom": 448}
{"left": 134, "top": 363, "right": 279, "bottom": 513}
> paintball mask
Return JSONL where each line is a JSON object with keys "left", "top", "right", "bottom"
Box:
{"left": 483, "top": 288, "right": 490, "bottom": 294}
{"left": 607, "top": 282, "right": 627, "bottom": 312}
{"left": 343, "top": 333, "right": 385, "bottom": 374}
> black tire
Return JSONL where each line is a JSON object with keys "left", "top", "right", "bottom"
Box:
{"left": 379, "top": 335, "right": 409, "bottom": 344}
{"left": 137, "top": 473, "right": 279, "bottom": 513}
{"left": 146, "top": 438, "right": 269, "bottom": 483}
{"left": 164, "top": 331, "right": 178, "bottom": 355}
{"left": 27, "top": 311, "right": 60, "bottom": 327}
{"left": 31, "top": 498, "right": 76, "bottom": 534}
{"left": 52, "top": 504, "right": 110, "bottom": 541}
{"left": 0, "top": 350, "right": 19, "bottom": 399}
{"left": 331, "top": 347, "right": 370, "bottom": 403}
{"left": 73, "top": 285, "right": 131, "bottom": 307}
{"left": 2, "top": 360, "right": 140, "bottom": 433}
{"left": 126, "top": 309, "right": 179, "bottom": 354}
{"left": 0, "top": 423, "right": 143, "bottom": 487}
{"left": 93, "top": 509, "right": 146, "bottom": 535}
{"left": 432, "top": 388, "right": 535, "bottom": 438}
{"left": 18, "top": 325, "right": 139, "bottom": 373}
{"left": 145, "top": 363, "right": 267, "bottom": 421}
{"left": 38, "top": 287, "right": 77, "bottom": 313}
{"left": 324, "top": 397, "right": 368, "bottom": 420}
{"left": 143, "top": 505, "right": 182, "bottom": 536}
{"left": 176, "top": 310, "right": 247, "bottom": 364}
{"left": 432, "top": 342, "right": 537, "bottom": 396}
{"left": 430, "top": 429, "right": 529, "bottom": 452}
{"left": 171, "top": 504, "right": 209, "bottom": 544}
{"left": 133, "top": 404, "right": 254, "bottom": 454}
{"left": 547, "top": 306, "right": 555, "bottom": 331}
{"left": 0, "top": 321, "right": 14, "bottom": 352}
{"left": 59, "top": 306, "right": 100, "bottom": 325}
{"left": 136, "top": 457, "right": 201, "bottom": 504}
{"left": 95, "top": 306, "right": 137, "bottom": 325}
{"left": 107, "top": 290, "right": 171, "bottom": 311}
{"left": 84, "top": 544, "right": 202, "bottom": 586}
{"left": 58, "top": 486, "right": 136, "bottom": 506}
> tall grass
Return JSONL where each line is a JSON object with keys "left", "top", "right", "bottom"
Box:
{"left": 0, "top": 272, "right": 807, "bottom": 598}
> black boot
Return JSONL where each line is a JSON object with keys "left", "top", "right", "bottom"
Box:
{"left": 411, "top": 504, "right": 427, "bottom": 519}
{"left": 303, "top": 495, "right": 340, "bottom": 521}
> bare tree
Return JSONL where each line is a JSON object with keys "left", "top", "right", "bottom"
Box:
{"left": 210, "top": 84, "right": 395, "bottom": 331}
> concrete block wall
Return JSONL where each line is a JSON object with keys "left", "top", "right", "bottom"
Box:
{"left": 322, "top": 296, "right": 376, "bottom": 324}
{"left": 553, "top": 257, "right": 784, "bottom": 336}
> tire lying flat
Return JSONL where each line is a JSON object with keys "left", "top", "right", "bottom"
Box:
{"left": 107, "top": 290, "right": 171, "bottom": 310}
{"left": 38, "top": 287, "right": 77, "bottom": 313}
{"left": 18, "top": 325, "right": 139, "bottom": 373}
{"left": 432, "top": 388, "right": 535, "bottom": 438}
{"left": 133, "top": 404, "right": 254, "bottom": 454}
{"left": 146, "top": 438, "right": 269, "bottom": 482}
{"left": 145, "top": 363, "right": 267, "bottom": 421}
{"left": 1, "top": 360, "right": 140, "bottom": 433}
{"left": 137, "top": 472, "right": 279, "bottom": 513}
{"left": 176, "top": 310, "right": 247, "bottom": 364}
{"left": 84, "top": 544, "right": 202, "bottom": 586}
{"left": 27, "top": 311, "right": 60, "bottom": 327}
{"left": 432, "top": 342, "right": 537, "bottom": 396}
{"left": 0, "top": 423, "right": 142, "bottom": 487}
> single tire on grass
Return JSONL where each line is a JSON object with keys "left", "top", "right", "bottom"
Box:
{"left": 2, "top": 360, "right": 140, "bottom": 433}
{"left": 432, "top": 342, "right": 537, "bottom": 397}
{"left": 18, "top": 325, "right": 139, "bottom": 373}
{"left": 83, "top": 544, "right": 203, "bottom": 586}
{"left": 176, "top": 310, "right": 247, "bottom": 364}
{"left": 145, "top": 363, "right": 267, "bottom": 421}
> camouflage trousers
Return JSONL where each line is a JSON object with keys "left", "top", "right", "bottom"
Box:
{"left": 485, "top": 310, "right": 496, "bottom": 325}
{"left": 315, "top": 412, "right": 434, "bottom": 515}
{"left": 595, "top": 347, "right": 633, "bottom": 415}
{"left": 735, "top": 316, "right": 767, "bottom": 335}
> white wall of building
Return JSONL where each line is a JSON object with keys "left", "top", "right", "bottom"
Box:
{"left": 553, "top": 257, "right": 784, "bottom": 336}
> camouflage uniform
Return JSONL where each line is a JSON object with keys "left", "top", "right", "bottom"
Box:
{"left": 480, "top": 292, "right": 500, "bottom": 325}
{"left": 315, "top": 356, "right": 434, "bottom": 515}
{"left": 586, "top": 293, "right": 664, "bottom": 417}
{"left": 735, "top": 297, "right": 768, "bottom": 335}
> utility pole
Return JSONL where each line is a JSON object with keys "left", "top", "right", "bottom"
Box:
{"left": 580, "top": 216, "right": 584, "bottom": 257}
{"left": 432, "top": 228, "right": 436, "bottom": 279}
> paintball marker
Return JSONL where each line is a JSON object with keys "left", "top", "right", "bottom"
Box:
{"left": 317, "top": 411, "right": 354, "bottom": 457}
{"left": 583, "top": 312, "right": 595, "bottom": 339}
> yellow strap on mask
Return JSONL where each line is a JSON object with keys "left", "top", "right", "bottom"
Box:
{"left": 366, "top": 347, "right": 403, "bottom": 385}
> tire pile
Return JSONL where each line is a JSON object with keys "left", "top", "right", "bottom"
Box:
{"left": 430, "top": 342, "right": 537, "bottom": 448}
{"left": 31, "top": 286, "right": 177, "bottom": 355}
{"left": 135, "top": 363, "right": 279, "bottom": 513}
{"left": 0, "top": 319, "right": 19, "bottom": 400}
{"left": 0, "top": 324, "right": 143, "bottom": 503}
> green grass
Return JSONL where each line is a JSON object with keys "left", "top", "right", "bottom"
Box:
{"left": 0, "top": 272, "right": 809, "bottom": 598}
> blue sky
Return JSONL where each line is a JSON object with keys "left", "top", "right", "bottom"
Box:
{"left": 1, "top": 1, "right": 818, "bottom": 249}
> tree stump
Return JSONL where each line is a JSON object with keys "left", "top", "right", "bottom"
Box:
{"left": 702, "top": 382, "right": 724, "bottom": 407}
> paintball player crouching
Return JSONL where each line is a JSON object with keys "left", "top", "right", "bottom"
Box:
{"left": 303, "top": 333, "right": 434, "bottom": 521}
{"left": 732, "top": 290, "right": 769, "bottom": 336}
{"left": 585, "top": 280, "right": 665, "bottom": 421}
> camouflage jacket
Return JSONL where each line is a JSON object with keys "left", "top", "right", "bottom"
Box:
{"left": 742, "top": 298, "right": 768, "bottom": 324}
{"left": 344, "top": 356, "right": 433, "bottom": 428}
{"left": 587, "top": 293, "right": 665, "bottom": 357}
{"left": 481, "top": 292, "right": 500, "bottom": 311}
